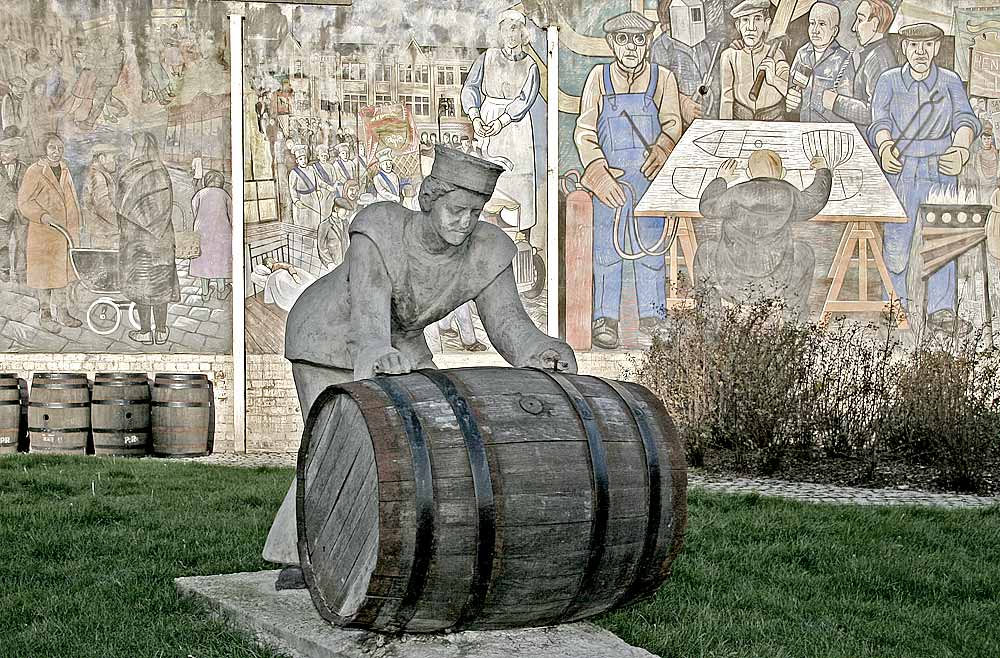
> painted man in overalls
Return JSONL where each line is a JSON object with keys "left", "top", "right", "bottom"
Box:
{"left": 575, "top": 11, "right": 682, "bottom": 350}
{"left": 869, "top": 23, "right": 980, "bottom": 331}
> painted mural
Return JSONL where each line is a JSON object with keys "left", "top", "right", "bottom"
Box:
{"left": 557, "top": 0, "right": 1000, "bottom": 351}
{"left": 0, "top": 0, "right": 233, "bottom": 354}
{"left": 242, "top": 0, "right": 550, "bottom": 356}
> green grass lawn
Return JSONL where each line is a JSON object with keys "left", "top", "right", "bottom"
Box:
{"left": 1, "top": 456, "right": 997, "bottom": 658}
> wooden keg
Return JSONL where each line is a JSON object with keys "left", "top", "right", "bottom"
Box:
{"left": 296, "top": 367, "right": 687, "bottom": 633}
{"left": 29, "top": 373, "right": 90, "bottom": 455}
{"left": 151, "top": 373, "right": 211, "bottom": 456}
{"left": 92, "top": 373, "right": 150, "bottom": 457}
{"left": 0, "top": 374, "right": 20, "bottom": 454}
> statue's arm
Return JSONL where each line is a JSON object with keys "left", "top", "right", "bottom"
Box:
{"left": 348, "top": 234, "right": 408, "bottom": 379}
{"left": 476, "top": 266, "right": 578, "bottom": 373}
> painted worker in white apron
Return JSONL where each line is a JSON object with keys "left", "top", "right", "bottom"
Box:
{"left": 288, "top": 147, "right": 323, "bottom": 230}
{"left": 461, "top": 8, "right": 541, "bottom": 251}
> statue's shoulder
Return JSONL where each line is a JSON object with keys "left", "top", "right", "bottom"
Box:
{"left": 469, "top": 221, "right": 517, "bottom": 272}
{"left": 348, "top": 202, "right": 411, "bottom": 243}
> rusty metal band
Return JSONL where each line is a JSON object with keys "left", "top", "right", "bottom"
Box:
{"left": 92, "top": 427, "right": 149, "bottom": 434}
{"left": 29, "top": 427, "right": 90, "bottom": 434}
{"left": 537, "top": 369, "right": 609, "bottom": 617}
{"left": 0, "top": 400, "right": 20, "bottom": 405}
{"left": 28, "top": 401, "right": 89, "bottom": 408}
{"left": 371, "top": 376, "right": 435, "bottom": 629}
{"left": 92, "top": 399, "right": 149, "bottom": 405}
{"left": 602, "top": 379, "right": 663, "bottom": 604}
{"left": 152, "top": 401, "right": 211, "bottom": 408}
{"left": 420, "top": 369, "right": 495, "bottom": 629}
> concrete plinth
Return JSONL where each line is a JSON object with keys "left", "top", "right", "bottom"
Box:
{"left": 175, "top": 570, "right": 659, "bottom": 658}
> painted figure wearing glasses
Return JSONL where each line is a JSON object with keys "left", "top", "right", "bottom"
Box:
{"left": 574, "top": 11, "right": 682, "bottom": 349}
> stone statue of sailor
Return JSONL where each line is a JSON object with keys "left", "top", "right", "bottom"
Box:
{"left": 264, "top": 145, "right": 578, "bottom": 588}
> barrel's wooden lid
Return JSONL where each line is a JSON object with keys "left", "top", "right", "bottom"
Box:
{"left": 298, "top": 391, "right": 378, "bottom": 622}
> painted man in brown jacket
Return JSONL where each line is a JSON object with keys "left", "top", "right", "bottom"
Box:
{"left": 17, "top": 133, "right": 83, "bottom": 333}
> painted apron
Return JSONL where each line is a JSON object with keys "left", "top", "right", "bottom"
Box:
{"left": 290, "top": 167, "right": 322, "bottom": 230}
{"left": 593, "top": 63, "right": 666, "bottom": 322}
{"left": 375, "top": 170, "right": 400, "bottom": 203}
{"left": 478, "top": 49, "right": 538, "bottom": 236}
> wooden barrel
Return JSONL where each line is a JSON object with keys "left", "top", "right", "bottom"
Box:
{"left": 29, "top": 373, "right": 91, "bottom": 454}
{"left": 296, "top": 367, "right": 687, "bottom": 633}
{"left": 0, "top": 373, "right": 20, "bottom": 454}
{"left": 92, "top": 373, "right": 150, "bottom": 457}
{"left": 151, "top": 373, "right": 211, "bottom": 456}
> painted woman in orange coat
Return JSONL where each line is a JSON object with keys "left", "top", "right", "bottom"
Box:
{"left": 17, "top": 133, "right": 83, "bottom": 334}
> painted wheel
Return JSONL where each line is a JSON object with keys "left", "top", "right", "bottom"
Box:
{"left": 128, "top": 303, "right": 142, "bottom": 330}
{"left": 86, "top": 298, "right": 122, "bottom": 335}
{"left": 521, "top": 254, "right": 546, "bottom": 300}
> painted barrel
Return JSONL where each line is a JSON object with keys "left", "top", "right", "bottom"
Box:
{"left": 92, "top": 373, "right": 150, "bottom": 457}
{"left": 0, "top": 374, "right": 20, "bottom": 454}
{"left": 28, "top": 373, "right": 91, "bottom": 454}
{"left": 151, "top": 374, "right": 211, "bottom": 456}
{"left": 296, "top": 367, "right": 687, "bottom": 633}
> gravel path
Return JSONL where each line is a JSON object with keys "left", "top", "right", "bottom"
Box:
{"left": 172, "top": 453, "right": 999, "bottom": 509}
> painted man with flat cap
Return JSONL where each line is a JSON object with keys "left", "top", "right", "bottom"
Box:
{"left": 574, "top": 10, "right": 683, "bottom": 350}
{"left": 720, "top": 0, "right": 790, "bottom": 121}
{"left": 869, "top": 22, "right": 980, "bottom": 331}
{"left": 264, "top": 145, "right": 578, "bottom": 588}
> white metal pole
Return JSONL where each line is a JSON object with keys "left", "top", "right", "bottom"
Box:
{"left": 229, "top": 11, "right": 246, "bottom": 453}
{"left": 546, "top": 25, "right": 560, "bottom": 338}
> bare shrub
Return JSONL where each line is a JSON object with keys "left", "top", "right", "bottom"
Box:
{"left": 625, "top": 293, "right": 1000, "bottom": 493}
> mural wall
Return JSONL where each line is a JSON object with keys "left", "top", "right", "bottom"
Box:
{"left": 0, "top": 0, "right": 233, "bottom": 354}
{"left": 242, "top": 0, "right": 551, "bottom": 356}
{"left": 557, "top": 0, "right": 1000, "bottom": 351}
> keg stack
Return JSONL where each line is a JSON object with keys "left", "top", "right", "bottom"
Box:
{"left": 0, "top": 372, "right": 214, "bottom": 458}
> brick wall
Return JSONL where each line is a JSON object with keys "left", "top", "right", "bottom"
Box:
{"left": 245, "top": 351, "right": 642, "bottom": 453}
{"left": 3, "top": 354, "right": 236, "bottom": 452}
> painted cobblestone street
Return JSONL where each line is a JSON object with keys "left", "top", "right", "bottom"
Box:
{"left": 167, "top": 453, "right": 999, "bottom": 509}
{"left": 0, "top": 167, "right": 232, "bottom": 353}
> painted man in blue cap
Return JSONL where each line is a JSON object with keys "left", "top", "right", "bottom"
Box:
{"left": 264, "top": 146, "right": 577, "bottom": 588}
{"left": 869, "top": 22, "right": 980, "bottom": 331}
{"left": 574, "top": 10, "right": 682, "bottom": 350}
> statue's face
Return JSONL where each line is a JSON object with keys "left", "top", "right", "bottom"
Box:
{"left": 431, "top": 188, "right": 487, "bottom": 246}
{"left": 0, "top": 147, "right": 16, "bottom": 165}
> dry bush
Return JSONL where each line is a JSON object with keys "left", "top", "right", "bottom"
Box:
{"left": 626, "top": 294, "right": 1000, "bottom": 493}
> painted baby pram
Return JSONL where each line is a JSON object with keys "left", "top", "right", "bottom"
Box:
{"left": 50, "top": 222, "right": 142, "bottom": 336}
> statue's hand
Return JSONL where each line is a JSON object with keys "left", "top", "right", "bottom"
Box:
{"left": 355, "top": 347, "right": 414, "bottom": 379}
{"left": 373, "top": 349, "right": 413, "bottom": 376}
{"left": 525, "top": 342, "right": 578, "bottom": 374}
